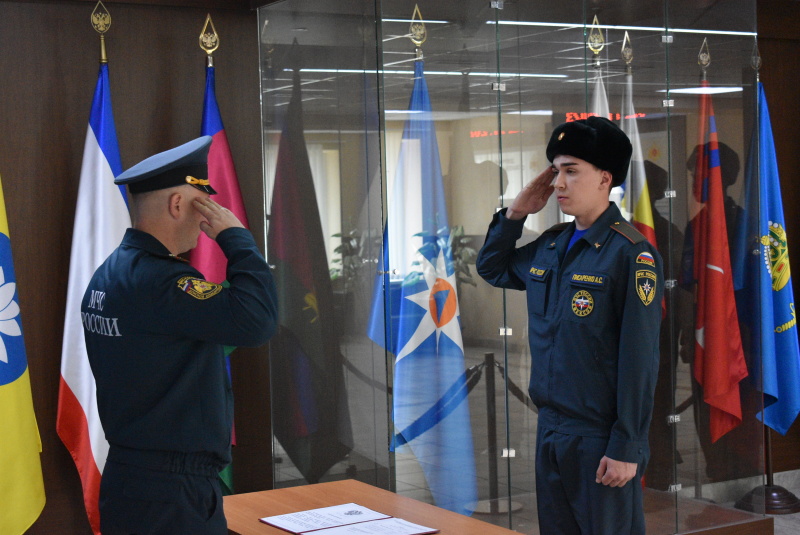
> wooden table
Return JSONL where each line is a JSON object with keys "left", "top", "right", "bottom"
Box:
{"left": 224, "top": 479, "right": 521, "bottom": 534}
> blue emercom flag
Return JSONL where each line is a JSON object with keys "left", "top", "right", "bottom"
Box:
{"left": 733, "top": 82, "right": 800, "bottom": 435}
{"left": 368, "top": 60, "right": 476, "bottom": 514}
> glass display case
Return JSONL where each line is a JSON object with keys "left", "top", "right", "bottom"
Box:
{"left": 257, "top": 1, "right": 769, "bottom": 532}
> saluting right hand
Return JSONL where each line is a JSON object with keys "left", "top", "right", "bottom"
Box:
{"left": 193, "top": 197, "right": 245, "bottom": 240}
{"left": 506, "top": 166, "right": 556, "bottom": 220}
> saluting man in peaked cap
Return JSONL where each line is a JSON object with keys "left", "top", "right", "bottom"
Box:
{"left": 82, "top": 137, "right": 277, "bottom": 535}
{"left": 477, "top": 117, "right": 663, "bottom": 534}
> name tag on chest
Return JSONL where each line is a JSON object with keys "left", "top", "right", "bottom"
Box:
{"left": 570, "top": 272, "right": 606, "bottom": 288}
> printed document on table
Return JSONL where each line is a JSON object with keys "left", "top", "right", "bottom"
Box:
{"left": 260, "top": 503, "right": 390, "bottom": 533}
{"left": 305, "top": 517, "right": 439, "bottom": 534}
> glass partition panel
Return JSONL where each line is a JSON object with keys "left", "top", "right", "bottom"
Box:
{"left": 491, "top": 6, "right": 593, "bottom": 533}
{"left": 257, "top": 1, "right": 768, "bottom": 533}
{"left": 376, "top": 0, "right": 508, "bottom": 521}
{"left": 492, "top": 3, "right": 683, "bottom": 531}
{"left": 664, "top": 0, "right": 765, "bottom": 530}
{"left": 258, "top": 0, "right": 391, "bottom": 490}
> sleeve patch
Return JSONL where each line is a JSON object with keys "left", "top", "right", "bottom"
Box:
{"left": 636, "top": 252, "right": 656, "bottom": 267}
{"left": 636, "top": 270, "right": 657, "bottom": 306}
{"left": 177, "top": 276, "right": 223, "bottom": 300}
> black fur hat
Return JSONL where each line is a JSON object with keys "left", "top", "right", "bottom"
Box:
{"left": 546, "top": 116, "right": 633, "bottom": 187}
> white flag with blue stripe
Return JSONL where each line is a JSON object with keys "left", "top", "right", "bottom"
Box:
{"left": 57, "top": 63, "right": 130, "bottom": 535}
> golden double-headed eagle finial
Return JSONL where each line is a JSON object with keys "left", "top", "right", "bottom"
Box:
{"left": 409, "top": 4, "right": 427, "bottom": 60}
{"left": 200, "top": 14, "right": 220, "bottom": 67}
{"left": 91, "top": 1, "right": 111, "bottom": 64}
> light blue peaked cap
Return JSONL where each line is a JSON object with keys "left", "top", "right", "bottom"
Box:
{"left": 115, "top": 136, "right": 216, "bottom": 194}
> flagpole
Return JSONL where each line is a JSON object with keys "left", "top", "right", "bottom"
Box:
{"left": 734, "top": 44, "right": 800, "bottom": 514}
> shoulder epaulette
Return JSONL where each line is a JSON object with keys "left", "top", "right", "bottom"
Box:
{"left": 153, "top": 252, "right": 190, "bottom": 263}
{"left": 609, "top": 220, "right": 646, "bottom": 244}
{"left": 543, "top": 222, "right": 571, "bottom": 235}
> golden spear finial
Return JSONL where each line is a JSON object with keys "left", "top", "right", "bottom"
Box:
{"left": 409, "top": 4, "right": 427, "bottom": 60}
{"left": 751, "top": 37, "right": 761, "bottom": 80}
{"left": 587, "top": 15, "right": 605, "bottom": 68}
{"left": 621, "top": 31, "right": 633, "bottom": 74}
{"left": 199, "top": 14, "right": 220, "bottom": 67}
{"left": 698, "top": 37, "right": 711, "bottom": 79}
{"left": 91, "top": 1, "right": 111, "bottom": 64}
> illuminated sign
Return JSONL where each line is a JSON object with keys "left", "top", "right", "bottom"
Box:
{"left": 565, "top": 112, "right": 647, "bottom": 122}
{"left": 469, "top": 130, "right": 524, "bottom": 138}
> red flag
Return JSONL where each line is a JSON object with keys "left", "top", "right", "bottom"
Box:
{"left": 692, "top": 80, "right": 748, "bottom": 442}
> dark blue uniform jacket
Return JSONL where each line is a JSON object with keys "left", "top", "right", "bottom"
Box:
{"left": 82, "top": 227, "right": 277, "bottom": 469}
{"left": 477, "top": 203, "right": 663, "bottom": 464}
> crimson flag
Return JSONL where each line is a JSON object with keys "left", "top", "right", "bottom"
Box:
{"left": 691, "top": 80, "right": 748, "bottom": 442}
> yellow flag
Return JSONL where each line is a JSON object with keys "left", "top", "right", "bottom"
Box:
{"left": 0, "top": 173, "right": 46, "bottom": 534}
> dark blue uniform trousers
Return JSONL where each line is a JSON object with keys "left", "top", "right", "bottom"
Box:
{"left": 535, "top": 426, "right": 646, "bottom": 535}
{"left": 100, "top": 460, "right": 227, "bottom": 535}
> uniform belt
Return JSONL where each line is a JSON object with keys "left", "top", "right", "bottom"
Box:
{"left": 537, "top": 406, "right": 612, "bottom": 438}
{"left": 107, "top": 445, "right": 224, "bottom": 477}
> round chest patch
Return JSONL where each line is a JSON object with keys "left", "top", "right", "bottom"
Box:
{"left": 572, "top": 290, "right": 594, "bottom": 317}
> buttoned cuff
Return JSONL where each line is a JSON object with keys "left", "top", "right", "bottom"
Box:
{"left": 605, "top": 436, "right": 649, "bottom": 464}
{"left": 494, "top": 207, "right": 527, "bottom": 231}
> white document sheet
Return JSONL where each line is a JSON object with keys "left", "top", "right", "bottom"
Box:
{"left": 260, "top": 503, "right": 390, "bottom": 533}
{"left": 304, "top": 517, "right": 439, "bottom": 534}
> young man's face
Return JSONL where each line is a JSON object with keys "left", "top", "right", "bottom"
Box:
{"left": 551, "top": 154, "right": 612, "bottom": 228}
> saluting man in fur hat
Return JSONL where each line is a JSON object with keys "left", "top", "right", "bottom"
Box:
{"left": 477, "top": 117, "right": 664, "bottom": 534}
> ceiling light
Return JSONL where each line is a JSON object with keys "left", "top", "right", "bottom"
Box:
{"left": 492, "top": 20, "right": 756, "bottom": 37}
{"left": 659, "top": 87, "right": 743, "bottom": 95}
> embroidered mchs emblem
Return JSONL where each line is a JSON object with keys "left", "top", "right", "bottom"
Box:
{"left": 636, "top": 270, "right": 657, "bottom": 306}
{"left": 572, "top": 290, "right": 594, "bottom": 317}
{"left": 763, "top": 221, "right": 791, "bottom": 291}
{"left": 177, "top": 276, "right": 223, "bottom": 300}
{"left": 636, "top": 252, "right": 656, "bottom": 267}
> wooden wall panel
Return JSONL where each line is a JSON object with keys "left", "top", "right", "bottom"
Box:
{"left": 0, "top": 2, "right": 270, "bottom": 533}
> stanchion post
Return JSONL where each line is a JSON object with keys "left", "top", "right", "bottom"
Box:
{"left": 485, "top": 352, "right": 499, "bottom": 514}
